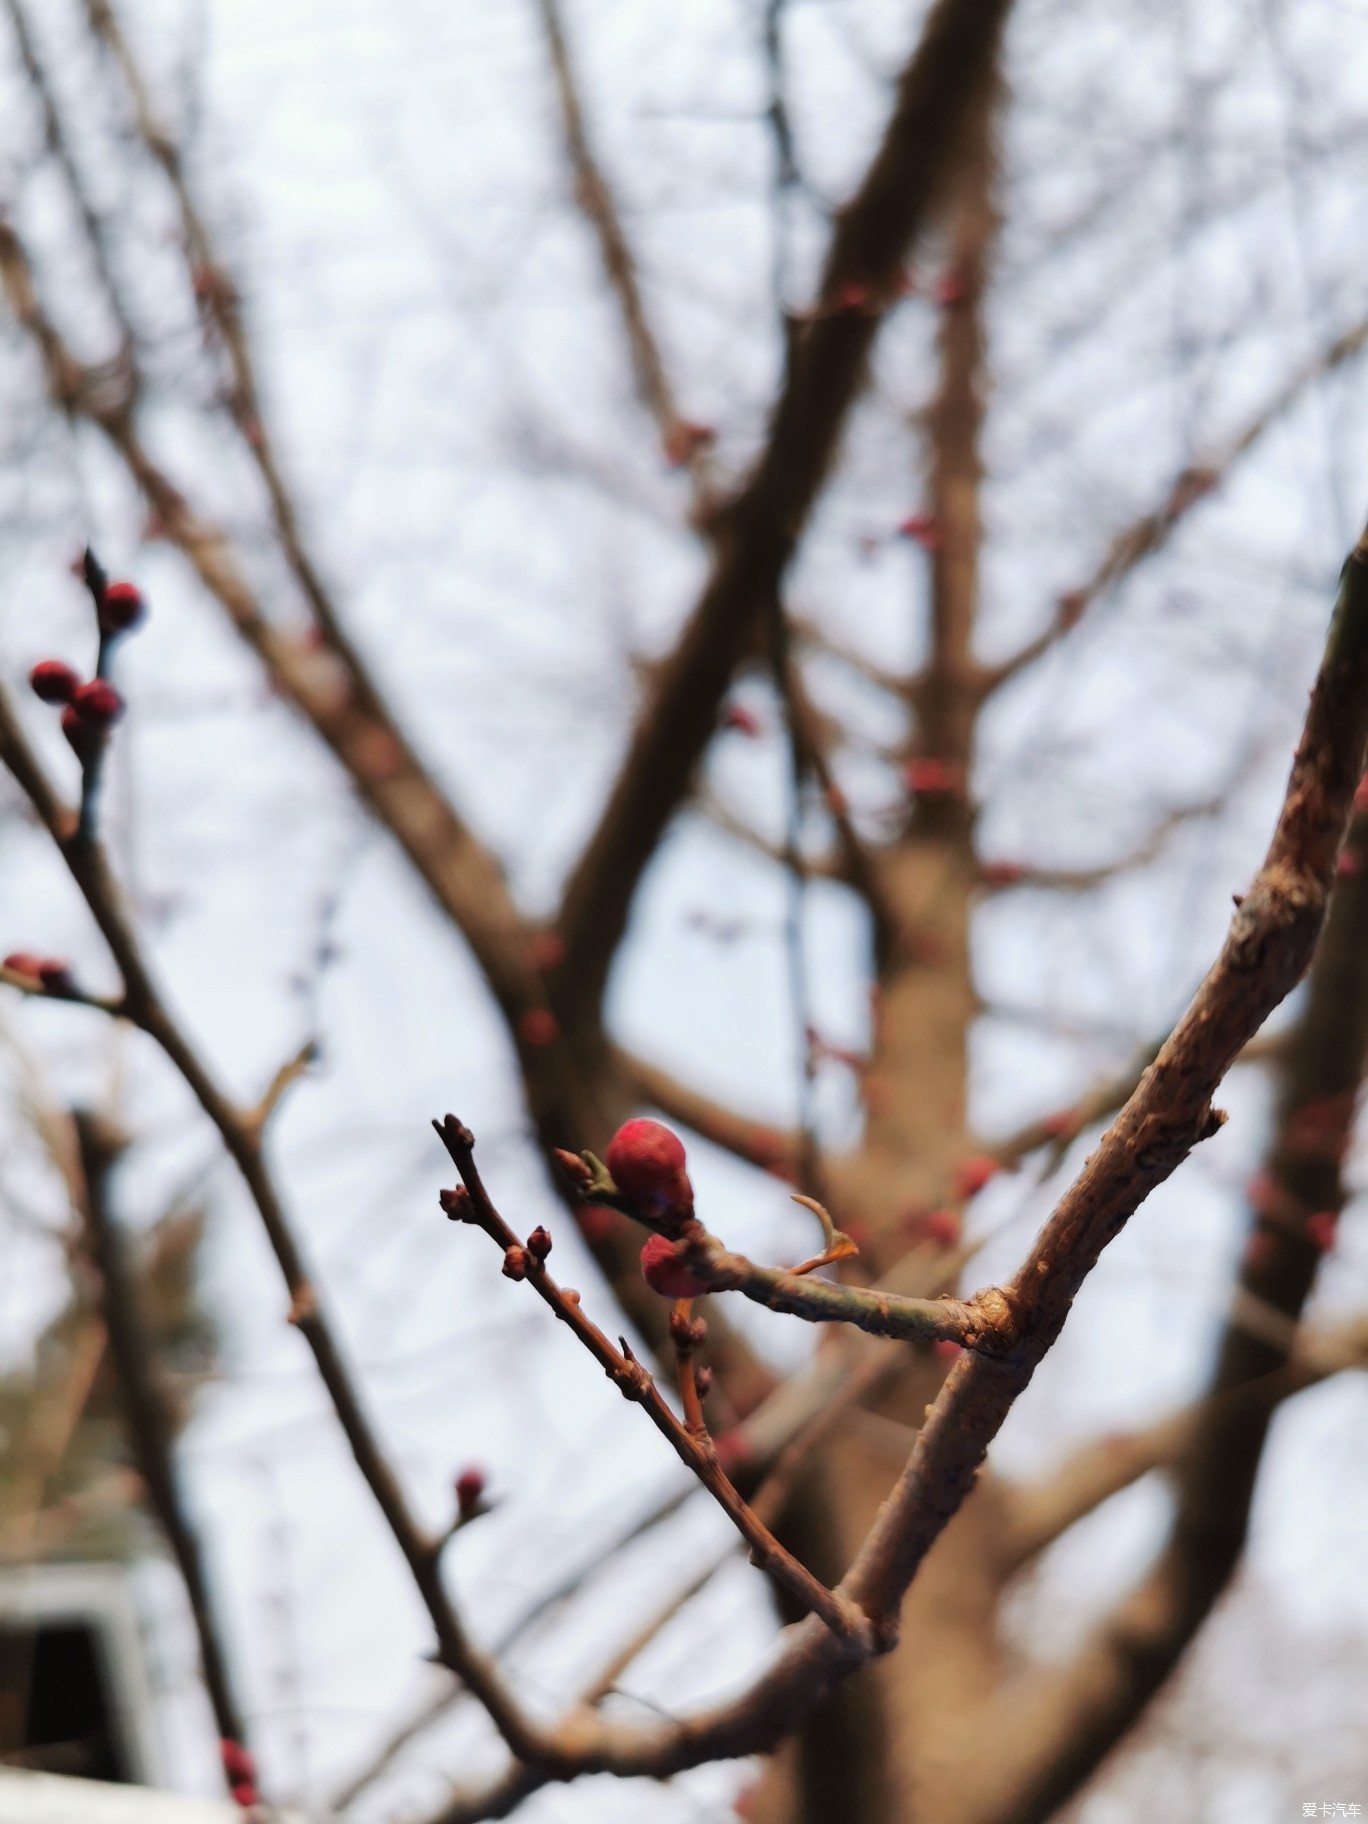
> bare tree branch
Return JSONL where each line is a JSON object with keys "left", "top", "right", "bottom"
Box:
{"left": 556, "top": 0, "right": 1017, "bottom": 1025}
{"left": 536, "top": 0, "right": 714, "bottom": 492}
{"left": 997, "top": 1313, "right": 1368, "bottom": 1573}
{"left": 978, "top": 311, "right": 1368, "bottom": 698}
{"left": 0, "top": 689, "right": 556, "bottom": 1769}
{"left": 73, "top": 1109, "right": 249, "bottom": 1764}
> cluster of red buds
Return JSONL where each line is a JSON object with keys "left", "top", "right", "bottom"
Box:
{"left": 29, "top": 662, "right": 125, "bottom": 759}
{"left": 219, "top": 1740, "right": 259, "bottom": 1809}
{"left": 593, "top": 1118, "right": 715, "bottom": 1298}
{"left": 30, "top": 556, "right": 145, "bottom": 764}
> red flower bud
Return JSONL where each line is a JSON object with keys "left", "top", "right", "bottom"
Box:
{"left": 694, "top": 1364, "right": 713, "bottom": 1396}
{"left": 230, "top": 1780, "right": 259, "bottom": 1809}
{"left": 439, "top": 1185, "right": 472, "bottom": 1221}
{"left": 518, "top": 1008, "right": 558, "bottom": 1048}
{"left": 527, "top": 1225, "right": 552, "bottom": 1260}
{"left": 722, "top": 703, "right": 763, "bottom": 738}
{"left": 897, "top": 513, "right": 941, "bottom": 551}
{"left": 61, "top": 706, "right": 95, "bottom": 760}
{"left": 455, "top": 1466, "right": 486, "bottom": 1516}
{"left": 1306, "top": 1210, "right": 1338, "bottom": 1253}
{"left": 2, "top": 954, "right": 71, "bottom": 993}
{"left": 953, "top": 1155, "right": 1000, "bottom": 1200}
{"left": 100, "top": 580, "right": 145, "bottom": 633}
{"left": 664, "top": 419, "right": 716, "bottom": 466}
{"left": 578, "top": 1203, "right": 615, "bottom": 1242}
{"left": 980, "top": 860, "right": 1025, "bottom": 888}
{"left": 528, "top": 931, "right": 566, "bottom": 971}
{"left": 714, "top": 1428, "right": 753, "bottom": 1476}
{"left": 606, "top": 1118, "right": 692, "bottom": 1212}
{"left": 73, "top": 679, "right": 124, "bottom": 726}
{"left": 29, "top": 660, "right": 81, "bottom": 704}
{"left": 220, "top": 1741, "right": 256, "bottom": 1784}
{"left": 1337, "top": 849, "right": 1361, "bottom": 878}
{"left": 903, "top": 756, "right": 964, "bottom": 796}
{"left": 640, "top": 1232, "right": 709, "bottom": 1299}
{"left": 1041, "top": 1109, "right": 1080, "bottom": 1141}
{"left": 502, "top": 1245, "right": 529, "bottom": 1281}
{"left": 901, "top": 1206, "right": 958, "bottom": 1248}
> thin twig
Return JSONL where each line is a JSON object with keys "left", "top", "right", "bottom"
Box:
{"left": 73, "top": 1109, "right": 249, "bottom": 1759}
{"left": 433, "top": 1115, "right": 871, "bottom": 1648}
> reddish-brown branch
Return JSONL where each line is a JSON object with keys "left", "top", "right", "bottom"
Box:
{"left": 0, "top": 691, "right": 554, "bottom": 1768}
{"left": 978, "top": 786, "right": 1239, "bottom": 894}
{"left": 2, "top": 0, "right": 135, "bottom": 348}
{"left": 923, "top": 550, "right": 1368, "bottom": 1824}
{"left": 693, "top": 785, "right": 852, "bottom": 884}
{"left": 0, "top": 212, "right": 767, "bottom": 1387}
{"left": 72, "top": 1110, "right": 249, "bottom": 1764}
{"left": 433, "top": 1116, "right": 870, "bottom": 1647}
{"left": 996, "top": 1314, "right": 1368, "bottom": 1574}
{"left": 556, "top": 0, "right": 1017, "bottom": 1026}
{"left": 612, "top": 1045, "right": 806, "bottom": 1176}
{"left": 977, "top": 312, "right": 1368, "bottom": 699}
{"left": 536, "top": 0, "right": 713, "bottom": 495}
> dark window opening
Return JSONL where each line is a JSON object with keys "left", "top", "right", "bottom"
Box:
{"left": 0, "top": 1620, "right": 132, "bottom": 1783}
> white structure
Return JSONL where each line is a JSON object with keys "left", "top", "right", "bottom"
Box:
{"left": 0, "top": 1771, "right": 315, "bottom": 1822}
{"left": 0, "top": 1564, "right": 163, "bottom": 1786}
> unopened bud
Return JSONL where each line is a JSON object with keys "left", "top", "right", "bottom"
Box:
{"left": 518, "top": 1007, "right": 558, "bottom": 1047}
{"left": 61, "top": 705, "right": 96, "bottom": 760}
{"left": 669, "top": 1308, "right": 708, "bottom": 1352}
{"left": 527, "top": 1225, "right": 552, "bottom": 1260}
{"left": 454, "top": 1466, "right": 485, "bottom": 1517}
{"left": 99, "top": 581, "right": 146, "bottom": 634}
{"left": 502, "top": 1245, "right": 529, "bottom": 1281}
{"left": 73, "top": 679, "right": 123, "bottom": 727}
{"left": 29, "top": 660, "right": 81, "bottom": 704}
{"left": 552, "top": 1148, "right": 593, "bottom": 1188}
{"left": 220, "top": 1741, "right": 256, "bottom": 1785}
{"left": 439, "top": 1186, "right": 472, "bottom": 1221}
